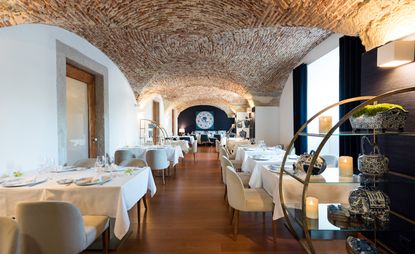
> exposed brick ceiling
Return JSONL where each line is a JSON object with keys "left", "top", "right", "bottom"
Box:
{"left": 1, "top": 0, "right": 414, "bottom": 111}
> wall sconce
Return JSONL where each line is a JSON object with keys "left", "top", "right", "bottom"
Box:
{"left": 377, "top": 40, "right": 414, "bottom": 68}
{"left": 179, "top": 128, "right": 185, "bottom": 135}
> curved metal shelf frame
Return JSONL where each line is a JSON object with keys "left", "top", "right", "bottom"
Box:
{"left": 139, "top": 118, "right": 169, "bottom": 145}
{"left": 278, "top": 86, "right": 415, "bottom": 254}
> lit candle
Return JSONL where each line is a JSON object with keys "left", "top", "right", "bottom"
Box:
{"left": 306, "top": 196, "right": 319, "bottom": 219}
{"left": 338, "top": 156, "right": 353, "bottom": 177}
{"left": 318, "top": 116, "right": 332, "bottom": 133}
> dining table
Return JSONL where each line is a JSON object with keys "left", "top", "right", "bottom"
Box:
{"left": 260, "top": 165, "right": 359, "bottom": 220}
{"left": 121, "top": 145, "right": 183, "bottom": 166}
{"left": 170, "top": 140, "right": 190, "bottom": 153}
{"left": 0, "top": 166, "right": 156, "bottom": 240}
{"left": 240, "top": 148, "right": 297, "bottom": 188}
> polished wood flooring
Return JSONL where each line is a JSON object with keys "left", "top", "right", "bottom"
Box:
{"left": 102, "top": 147, "right": 306, "bottom": 253}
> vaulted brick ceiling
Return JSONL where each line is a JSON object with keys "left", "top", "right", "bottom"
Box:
{"left": 1, "top": 0, "right": 414, "bottom": 112}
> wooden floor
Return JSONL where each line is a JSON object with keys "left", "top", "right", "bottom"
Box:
{"left": 103, "top": 147, "right": 306, "bottom": 253}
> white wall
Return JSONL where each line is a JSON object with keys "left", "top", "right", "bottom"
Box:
{"left": 0, "top": 24, "right": 138, "bottom": 173}
{"left": 277, "top": 33, "right": 341, "bottom": 149}
{"left": 255, "top": 106, "right": 280, "bottom": 146}
{"left": 279, "top": 73, "right": 294, "bottom": 147}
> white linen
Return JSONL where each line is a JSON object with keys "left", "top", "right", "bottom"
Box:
{"left": 123, "top": 145, "right": 183, "bottom": 165}
{"left": 241, "top": 151, "right": 296, "bottom": 188}
{"left": 0, "top": 167, "right": 156, "bottom": 239}
{"left": 226, "top": 138, "right": 251, "bottom": 154}
{"left": 260, "top": 165, "right": 358, "bottom": 220}
{"left": 170, "top": 140, "right": 189, "bottom": 153}
{"left": 171, "top": 135, "right": 195, "bottom": 145}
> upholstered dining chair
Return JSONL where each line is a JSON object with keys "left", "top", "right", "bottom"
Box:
{"left": 0, "top": 217, "right": 20, "bottom": 254}
{"left": 225, "top": 166, "right": 276, "bottom": 240}
{"left": 220, "top": 146, "right": 242, "bottom": 170}
{"left": 200, "top": 134, "right": 209, "bottom": 146}
{"left": 16, "top": 201, "right": 109, "bottom": 254}
{"left": 146, "top": 149, "right": 170, "bottom": 184}
{"left": 321, "top": 154, "right": 338, "bottom": 167}
{"left": 73, "top": 158, "right": 96, "bottom": 168}
{"left": 189, "top": 141, "right": 198, "bottom": 161}
{"left": 215, "top": 139, "right": 221, "bottom": 157}
{"left": 120, "top": 158, "right": 147, "bottom": 167}
{"left": 114, "top": 150, "right": 135, "bottom": 165}
{"left": 220, "top": 156, "right": 251, "bottom": 201}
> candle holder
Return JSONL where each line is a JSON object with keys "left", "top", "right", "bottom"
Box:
{"left": 339, "top": 156, "right": 353, "bottom": 177}
{"left": 318, "top": 116, "right": 332, "bottom": 133}
{"left": 306, "top": 196, "right": 319, "bottom": 219}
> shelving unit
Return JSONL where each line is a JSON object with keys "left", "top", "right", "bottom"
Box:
{"left": 139, "top": 118, "right": 169, "bottom": 145}
{"left": 278, "top": 87, "right": 415, "bottom": 253}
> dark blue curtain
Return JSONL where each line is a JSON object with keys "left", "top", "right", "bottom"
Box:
{"left": 293, "top": 64, "right": 308, "bottom": 154}
{"left": 339, "top": 36, "right": 365, "bottom": 168}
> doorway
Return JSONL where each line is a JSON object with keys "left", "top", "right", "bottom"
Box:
{"left": 66, "top": 64, "right": 96, "bottom": 164}
{"left": 152, "top": 100, "right": 160, "bottom": 144}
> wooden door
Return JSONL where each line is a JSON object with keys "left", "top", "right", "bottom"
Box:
{"left": 172, "top": 109, "right": 175, "bottom": 135}
{"left": 66, "top": 64, "right": 97, "bottom": 159}
{"left": 152, "top": 100, "right": 160, "bottom": 144}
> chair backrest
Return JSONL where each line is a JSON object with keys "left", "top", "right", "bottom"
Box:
{"left": 120, "top": 158, "right": 147, "bottom": 167}
{"left": 179, "top": 137, "right": 191, "bottom": 143}
{"left": 225, "top": 166, "right": 245, "bottom": 210}
{"left": 321, "top": 155, "right": 338, "bottom": 167}
{"left": 200, "top": 134, "right": 209, "bottom": 142}
{"left": 220, "top": 156, "right": 234, "bottom": 184}
{"left": 0, "top": 217, "right": 20, "bottom": 254}
{"left": 114, "top": 150, "right": 135, "bottom": 165}
{"left": 192, "top": 141, "right": 198, "bottom": 153}
{"left": 215, "top": 140, "right": 220, "bottom": 152}
{"left": 146, "top": 149, "right": 169, "bottom": 170}
{"left": 16, "top": 201, "right": 85, "bottom": 254}
{"left": 73, "top": 158, "right": 96, "bottom": 168}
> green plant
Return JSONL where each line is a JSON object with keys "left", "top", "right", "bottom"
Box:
{"left": 352, "top": 103, "right": 407, "bottom": 117}
{"left": 124, "top": 168, "right": 135, "bottom": 175}
{"left": 13, "top": 171, "right": 23, "bottom": 177}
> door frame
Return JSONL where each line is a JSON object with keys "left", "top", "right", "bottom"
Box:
{"left": 66, "top": 64, "right": 97, "bottom": 158}
{"left": 56, "top": 40, "right": 109, "bottom": 165}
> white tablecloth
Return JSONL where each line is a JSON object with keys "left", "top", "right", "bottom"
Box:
{"left": 241, "top": 151, "right": 296, "bottom": 188}
{"left": 0, "top": 167, "right": 157, "bottom": 239}
{"left": 171, "top": 136, "right": 195, "bottom": 145}
{"left": 260, "top": 166, "right": 359, "bottom": 220}
{"left": 170, "top": 140, "right": 190, "bottom": 153}
{"left": 123, "top": 145, "right": 183, "bottom": 165}
{"left": 226, "top": 138, "right": 251, "bottom": 154}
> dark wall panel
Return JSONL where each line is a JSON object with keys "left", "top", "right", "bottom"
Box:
{"left": 177, "top": 105, "right": 233, "bottom": 133}
{"left": 361, "top": 47, "right": 415, "bottom": 253}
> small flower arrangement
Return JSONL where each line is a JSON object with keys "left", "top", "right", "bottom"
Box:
{"left": 13, "top": 171, "right": 23, "bottom": 177}
{"left": 124, "top": 168, "right": 135, "bottom": 175}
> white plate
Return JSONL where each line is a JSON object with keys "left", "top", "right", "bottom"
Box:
{"left": 2, "top": 177, "right": 47, "bottom": 188}
{"left": 244, "top": 148, "right": 256, "bottom": 151}
{"left": 57, "top": 179, "right": 74, "bottom": 185}
{"left": 75, "top": 176, "right": 111, "bottom": 186}
{"left": 252, "top": 156, "right": 271, "bottom": 161}
{"left": 50, "top": 166, "right": 78, "bottom": 173}
{"left": 288, "top": 155, "right": 298, "bottom": 160}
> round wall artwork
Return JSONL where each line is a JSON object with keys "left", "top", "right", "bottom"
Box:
{"left": 195, "top": 111, "right": 214, "bottom": 130}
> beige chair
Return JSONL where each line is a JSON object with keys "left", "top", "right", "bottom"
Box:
{"left": 114, "top": 150, "right": 135, "bottom": 165}
{"left": 17, "top": 201, "right": 109, "bottom": 254}
{"left": 189, "top": 141, "right": 198, "bottom": 161}
{"left": 73, "top": 158, "right": 96, "bottom": 168}
{"left": 215, "top": 139, "right": 221, "bottom": 157}
{"left": 221, "top": 156, "right": 250, "bottom": 187}
{"left": 0, "top": 217, "right": 20, "bottom": 254}
{"left": 120, "top": 158, "right": 147, "bottom": 167}
{"left": 220, "top": 146, "right": 242, "bottom": 170}
{"left": 226, "top": 166, "right": 275, "bottom": 240}
{"left": 146, "top": 149, "right": 170, "bottom": 184}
